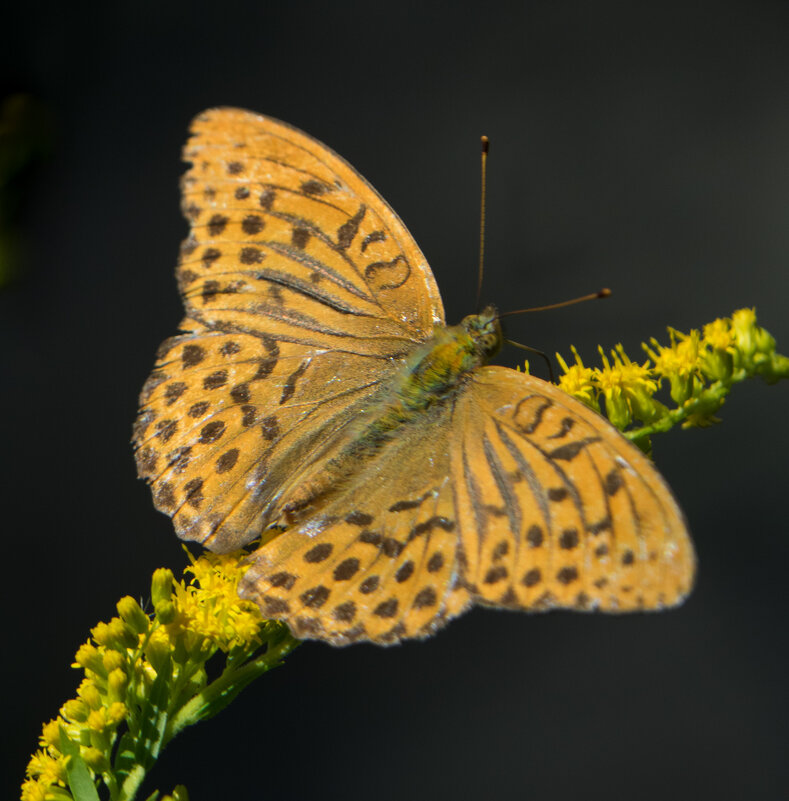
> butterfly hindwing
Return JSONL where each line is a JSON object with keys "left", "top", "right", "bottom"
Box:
{"left": 452, "top": 367, "right": 695, "bottom": 612}
{"left": 240, "top": 416, "right": 472, "bottom": 644}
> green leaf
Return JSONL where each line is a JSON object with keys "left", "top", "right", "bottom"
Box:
{"left": 59, "top": 726, "right": 101, "bottom": 801}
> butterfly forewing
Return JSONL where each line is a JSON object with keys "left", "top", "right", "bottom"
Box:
{"left": 179, "top": 108, "right": 444, "bottom": 344}
{"left": 135, "top": 109, "right": 446, "bottom": 552}
{"left": 135, "top": 325, "right": 397, "bottom": 551}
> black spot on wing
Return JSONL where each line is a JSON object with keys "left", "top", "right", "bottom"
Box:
{"left": 279, "top": 359, "right": 311, "bottom": 405}
{"left": 361, "top": 230, "right": 386, "bottom": 252}
{"left": 482, "top": 431, "right": 522, "bottom": 541}
{"left": 549, "top": 437, "right": 602, "bottom": 461}
{"left": 336, "top": 205, "right": 366, "bottom": 250}
{"left": 365, "top": 255, "right": 410, "bottom": 291}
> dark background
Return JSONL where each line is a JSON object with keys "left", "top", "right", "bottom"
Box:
{"left": 4, "top": 2, "right": 789, "bottom": 799}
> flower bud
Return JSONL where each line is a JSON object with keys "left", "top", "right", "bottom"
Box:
{"left": 603, "top": 391, "right": 631, "bottom": 430}
{"left": 152, "top": 568, "right": 175, "bottom": 605}
{"left": 61, "top": 699, "right": 89, "bottom": 723}
{"left": 117, "top": 595, "right": 151, "bottom": 634}
{"left": 145, "top": 637, "right": 172, "bottom": 675}
{"left": 81, "top": 746, "right": 109, "bottom": 773}
{"left": 107, "top": 668, "right": 128, "bottom": 704}
{"left": 73, "top": 642, "right": 104, "bottom": 675}
{"left": 102, "top": 650, "right": 124, "bottom": 673}
{"left": 77, "top": 681, "right": 102, "bottom": 710}
{"left": 155, "top": 599, "right": 177, "bottom": 625}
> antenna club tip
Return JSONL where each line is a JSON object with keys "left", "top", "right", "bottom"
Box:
{"left": 480, "top": 135, "right": 489, "bottom": 153}
{"left": 598, "top": 288, "right": 612, "bottom": 299}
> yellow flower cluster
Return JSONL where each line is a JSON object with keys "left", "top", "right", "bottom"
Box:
{"left": 172, "top": 550, "right": 272, "bottom": 652}
{"left": 21, "top": 549, "right": 296, "bottom": 801}
{"left": 556, "top": 309, "right": 789, "bottom": 451}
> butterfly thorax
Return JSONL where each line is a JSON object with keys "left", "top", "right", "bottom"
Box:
{"left": 395, "top": 305, "right": 502, "bottom": 411}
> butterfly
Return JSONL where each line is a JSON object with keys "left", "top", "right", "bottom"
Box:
{"left": 133, "top": 108, "right": 695, "bottom": 646}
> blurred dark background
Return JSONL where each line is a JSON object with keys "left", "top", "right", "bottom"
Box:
{"left": 4, "top": 2, "right": 789, "bottom": 799}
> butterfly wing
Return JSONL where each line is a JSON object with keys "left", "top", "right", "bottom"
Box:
{"left": 451, "top": 366, "right": 695, "bottom": 611}
{"left": 134, "top": 108, "right": 444, "bottom": 551}
{"left": 240, "top": 404, "right": 472, "bottom": 645}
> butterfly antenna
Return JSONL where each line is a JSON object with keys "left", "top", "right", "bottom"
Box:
{"left": 475, "top": 135, "right": 490, "bottom": 313}
{"left": 497, "top": 287, "right": 611, "bottom": 318}
{"left": 505, "top": 340, "right": 556, "bottom": 383}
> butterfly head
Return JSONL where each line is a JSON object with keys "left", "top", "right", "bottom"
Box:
{"left": 461, "top": 305, "right": 502, "bottom": 362}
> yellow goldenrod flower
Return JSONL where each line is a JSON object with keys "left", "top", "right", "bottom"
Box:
{"left": 731, "top": 307, "right": 758, "bottom": 358}
{"left": 26, "top": 750, "right": 66, "bottom": 784}
{"left": 556, "top": 347, "right": 599, "bottom": 411}
{"left": 591, "top": 346, "right": 660, "bottom": 429}
{"left": 23, "top": 548, "right": 298, "bottom": 801}
{"left": 555, "top": 308, "right": 788, "bottom": 449}
{"left": 702, "top": 318, "right": 733, "bottom": 351}
{"left": 643, "top": 328, "right": 702, "bottom": 404}
{"left": 20, "top": 779, "right": 47, "bottom": 801}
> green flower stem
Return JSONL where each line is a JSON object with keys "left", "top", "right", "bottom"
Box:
{"left": 624, "top": 360, "right": 789, "bottom": 447}
{"left": 115, "top": 631, "right": 298, "bottom": 801}
{"left": 167, "top": 630, "right": 299, "bottom": 739}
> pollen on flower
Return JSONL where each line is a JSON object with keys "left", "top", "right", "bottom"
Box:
{"left": 646, "top": 328, "right": 702, "bottom": 379}
{"left": 556, "top": 347, "right": 598, "bottom": 408}
{"left": 703, "top": 318, "right": 734, "bottom": 351}
{"left": 41, "top": 718, "right": 64, "bottom": 748}
{"left": 174, "top": 550, "right": 268, "bottom": 651}
{"left": 25, "top": 749, "right": 66, "bottom": 786}
{"left": 20, "top": 778, "right": 48, "bottom": 801}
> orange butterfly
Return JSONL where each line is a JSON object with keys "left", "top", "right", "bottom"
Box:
{"left": 134, "top": 108, "right": 695, "bottom": 645}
